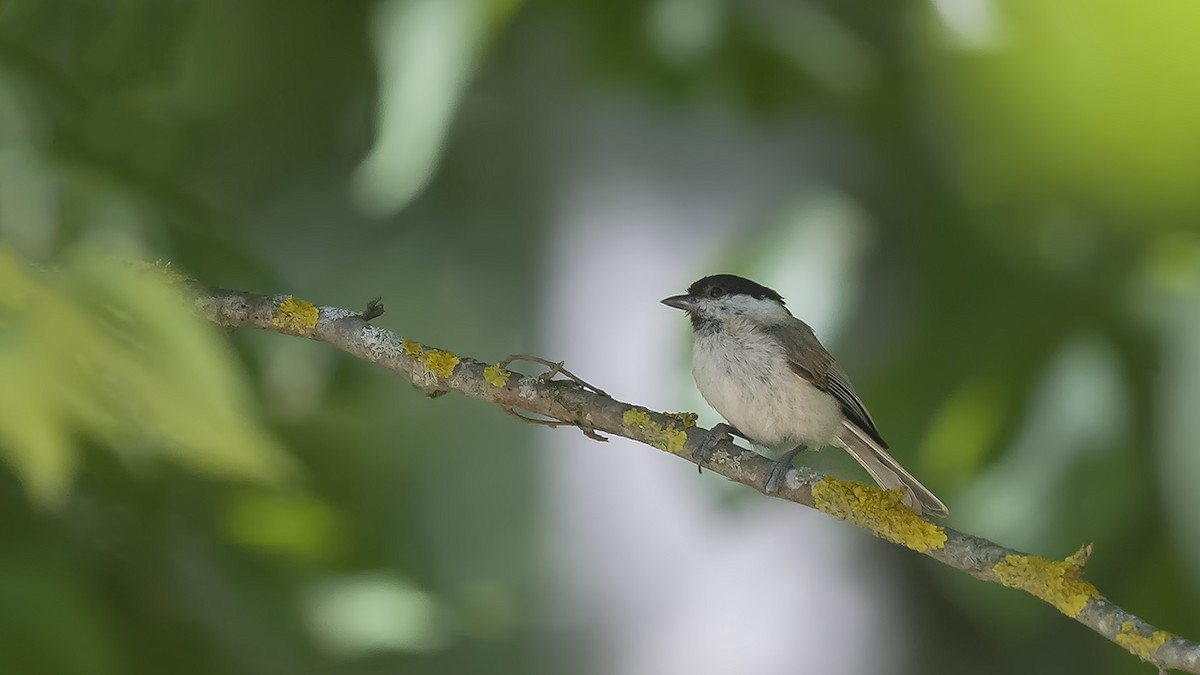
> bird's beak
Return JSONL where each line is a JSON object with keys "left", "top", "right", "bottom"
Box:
{"left": 660, "top": 294, "right": 695, "bottom": 311}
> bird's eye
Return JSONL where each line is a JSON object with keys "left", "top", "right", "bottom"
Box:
{"left": 709, "top": 286, "right": 725, "bottom": 298}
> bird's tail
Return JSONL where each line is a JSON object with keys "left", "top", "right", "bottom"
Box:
{"left": 833, "top": 421, "right": 949, "bottom": 518}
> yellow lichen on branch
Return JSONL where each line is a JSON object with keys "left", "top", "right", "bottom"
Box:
{"left": 990, "top": 552, "right": 1102, "bottom": 618}
{"left": 622, "top": 409, "right": 689, "bottom": 453}
{"left": 811, "top": 477, "right": 948, "bottom": 553}
{"left": 396, "top": 337, "right": 459, "bottom": 379}
{"left": 272, "top": 296, "right": 319, "bottom": 334}
{"left": 484, "top": 364, "right": 511, "bottom": 387}
{"left": 423, "top": 349, "right": 459, "bottom": 378}
{"left": 401, "top": 338, "right": 423, "bottom": 358}
{"left": 1115, "top": 621, "right": 1171, "bottom": 662}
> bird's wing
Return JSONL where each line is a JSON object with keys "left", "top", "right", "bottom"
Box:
{"left": 768, "top": 320, "right": 889, "bottom": 449}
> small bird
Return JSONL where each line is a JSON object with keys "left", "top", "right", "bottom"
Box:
{"left": 662, "top": 274, "right": 948, "bottom": 518}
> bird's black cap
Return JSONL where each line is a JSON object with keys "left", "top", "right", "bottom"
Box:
{"left": 687, "top": 274, "right": 785, "bottom": 304}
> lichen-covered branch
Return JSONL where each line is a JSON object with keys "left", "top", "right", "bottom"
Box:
{"left": 190, "top": 285, "right": 1200, "bottom": 674}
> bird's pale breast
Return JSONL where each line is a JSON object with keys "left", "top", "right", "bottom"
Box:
{"left": 692, "top": 324, "right": 843, "bottom": 452}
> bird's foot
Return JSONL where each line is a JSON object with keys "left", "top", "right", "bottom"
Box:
{"left": 764, "top": 446, "right": 806, "bottom": 494}
{"left": 693, "top": 423, "right": 739, "bottom": 473}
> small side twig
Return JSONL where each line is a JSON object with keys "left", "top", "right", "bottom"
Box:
{"left": 501, "top": 406, "right": 567, "bottom": 428}
{"left": 360, "top": 297, "right": 385, "bottom": 321}
{"left": 500, "top": 354, "right": 609, "bottom": 397}
{"left": 497, "top": 354, "right": 610, "bottom": 441}
{"left": 500, "top": 405, "right": 609, "bottom": 442}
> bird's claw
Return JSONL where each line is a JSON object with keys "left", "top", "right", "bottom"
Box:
{"left": 693, "top": 423, "right": 736, "bottom": 473}
{"left": 764, "top": 446, "right": 805, "bottom": 494}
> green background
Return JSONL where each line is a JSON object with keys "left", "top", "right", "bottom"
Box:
{"left": 1, "top": 0, "right": 1198, "bottom": 673}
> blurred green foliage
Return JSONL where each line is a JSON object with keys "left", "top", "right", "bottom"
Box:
{"left": 1, "top": 0, "right": 1198, "bottom": 674}
{"left": 0, "top": 250, "right": 290, "bottom": 504}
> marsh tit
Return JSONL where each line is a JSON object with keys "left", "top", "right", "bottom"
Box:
{"left": 662, "top": 274, "right": 949, "bottom": 518}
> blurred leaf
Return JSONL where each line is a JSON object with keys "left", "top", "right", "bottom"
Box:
{"left": 352, "top": 0, "right": 522, "bottom": 217}
{"left": 304, "top": 573, "right": 448, "bottom": 657}
{"left": 929, "top": 0, "right": 1200, "bottom": 217}
{"left": 0, "top": 246, "right": 293, "bottom": 505}
{"left": 920, "top": 374, "right": 1008, "bottom": 487}
{"left": 222, "top": 489, "right": 344, "bottom": 562}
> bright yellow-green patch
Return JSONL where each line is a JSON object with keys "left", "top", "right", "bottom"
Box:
{"left": 622, "top": 409, "right": 689, "bottom": 453}
{"left": 1114, "top": 621, "right": 1170, "bottom": 661}
{"left": 272, "top": 296, "right": 319, "bottom": 332}
{"left": 222, "top": 490, "right": 344, "bottom": 562}
{"left": 0, "top": 248, "right": 293, "bottom": 507}
{"left": 484, "top": 364, "right": 510, "bottom": 387}
{"left": 401, "top": 338, "right": 423, "bottom": 358}
{"left": 423, "top": 349, "right": 459, "bottom": 378}
{"left": 991, "top": 553, "right": 1102, "bottom": 617}
{"left": 811, "top": 477, "right": 947, "bottom": 553}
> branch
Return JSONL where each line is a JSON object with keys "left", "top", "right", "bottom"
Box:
{"left": 190, "top": 285, "right": 1199, "bottom": 674}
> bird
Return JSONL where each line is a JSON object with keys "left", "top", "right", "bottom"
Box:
{"left": 661, "top": 273, "right": 948, "bottom": 518}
